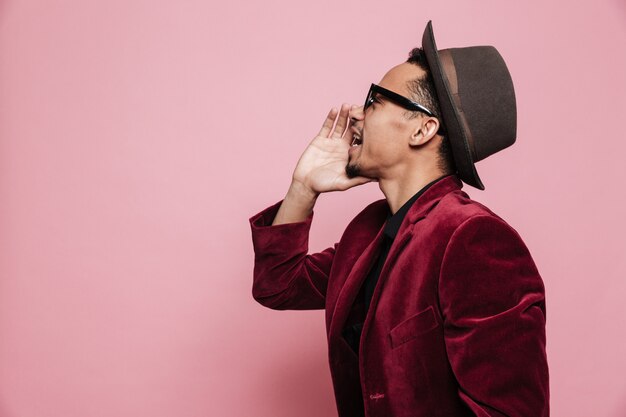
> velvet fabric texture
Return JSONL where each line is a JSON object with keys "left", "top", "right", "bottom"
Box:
{"left": 249, "top": 175, "right": 549, "bottom": 417}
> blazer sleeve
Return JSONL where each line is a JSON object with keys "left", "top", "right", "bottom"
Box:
{"left": 249, "top": 199, "right": 336, "bottom": 310}
{"left": 438, "top": 215, "right": 549, "bottom": 417}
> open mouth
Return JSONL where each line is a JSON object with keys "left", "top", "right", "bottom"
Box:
{"left": 350, "top": 133, "right": 363, "bottom": 147}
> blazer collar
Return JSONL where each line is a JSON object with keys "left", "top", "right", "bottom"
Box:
{"left": 388, "top": 174, "right": 463, "bottom": 239}
{"left": 384, "top": 174, "right": 456, "bottom": 240}
{"left": 407, "top": 173, "right": 462, "bottom": 221}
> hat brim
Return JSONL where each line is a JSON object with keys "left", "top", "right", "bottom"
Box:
{"left": 422, "top": 21, "right": 485, "bottom": 190}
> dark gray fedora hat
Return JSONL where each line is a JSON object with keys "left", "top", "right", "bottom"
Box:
{"left": 422, "top": 20, "right": 516, "bottom": 190}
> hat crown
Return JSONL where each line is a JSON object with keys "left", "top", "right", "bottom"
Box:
{"left": 444, "top": 46, "right": 517, "bottom": 162}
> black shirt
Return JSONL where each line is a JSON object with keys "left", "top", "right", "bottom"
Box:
{"left": 341, "top": 174, "right": 450, "bottom": 355}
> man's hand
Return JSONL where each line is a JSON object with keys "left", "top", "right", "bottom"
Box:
{"left": 292, "top": 103, "right": 375, "bottom": 195}
{"left": 272, "top": 104, "right": 374, "bottom": 226}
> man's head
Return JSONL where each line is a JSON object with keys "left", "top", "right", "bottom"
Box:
{"left": 345, "top": 47, "right": 456, "bottom": 181}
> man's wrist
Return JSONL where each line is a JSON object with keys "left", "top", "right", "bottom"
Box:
{"left": 271, "top": 181, "right": 319, "bottom": 226}
{"left": 288, "top": 180, "right": 319, "bottom": 202}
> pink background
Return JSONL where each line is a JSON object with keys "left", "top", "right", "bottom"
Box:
{"left": 1, "top": 0, "right": 625, "bottom": 416}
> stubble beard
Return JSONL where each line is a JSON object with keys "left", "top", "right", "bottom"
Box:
{"left": 345, "top": 161, "right": 361, "bottom": 179}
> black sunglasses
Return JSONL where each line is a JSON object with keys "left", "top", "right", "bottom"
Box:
{"left": 364, "top": 83, "right": 435, "bottom": 117}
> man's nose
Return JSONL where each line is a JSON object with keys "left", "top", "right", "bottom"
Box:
{"left": 349, "top": 104, "right": 364, "bottom": 124}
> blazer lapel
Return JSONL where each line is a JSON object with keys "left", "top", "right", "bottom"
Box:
{"left": 329, "top": 224, "right": 386, "bottom": 346}
{"left": 328, "top": 175, "right": 464, "bottom": 353}
{"left": 360, "top": 175, "right": 464, "bottom": 346}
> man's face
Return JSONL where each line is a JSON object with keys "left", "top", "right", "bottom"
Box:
{"left": 346, "top": 62, "right": 428, "bottom": 180}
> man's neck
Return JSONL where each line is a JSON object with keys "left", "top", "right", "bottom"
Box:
{"left": 379, "top": 169, "right": 449, "bottom": 215}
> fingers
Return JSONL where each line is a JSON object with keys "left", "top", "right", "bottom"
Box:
{"left": 318, "top": 108, "right": 338, "bottom": 138}
{"left": 330, "top": 103, "right": 350, "bottom": 139}
{"left": 318, "top": 104, "right": 354, "bottom": 139}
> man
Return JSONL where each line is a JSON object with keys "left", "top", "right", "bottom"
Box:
{"left": 249, "top": 21, "right": 549, "bottom": 417}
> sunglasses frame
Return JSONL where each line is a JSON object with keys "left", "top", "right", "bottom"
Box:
{"left": 364, "top": 83, "right": 435, "bottom": 117}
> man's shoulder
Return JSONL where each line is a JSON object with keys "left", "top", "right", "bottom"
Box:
{"left": 434, "top": 190, "right": 525, "bottom": 244}
{"left": 436, "top": 189, "right": 505, "bottom": 223}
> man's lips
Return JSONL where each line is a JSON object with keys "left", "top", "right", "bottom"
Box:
{"left": 350, "top": 126, "right": 363, "bottom": 147}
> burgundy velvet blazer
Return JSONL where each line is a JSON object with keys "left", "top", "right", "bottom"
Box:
{"left": 249, "top": 175, "right": 549, "bottom": 417}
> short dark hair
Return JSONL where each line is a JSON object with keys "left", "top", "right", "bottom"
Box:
{"left": 405, "top": 47, "right": 456, "bottom": 174}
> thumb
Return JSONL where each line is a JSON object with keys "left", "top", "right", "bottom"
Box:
{"left": 344, "top": 176, "right": 376, "bottom": 189}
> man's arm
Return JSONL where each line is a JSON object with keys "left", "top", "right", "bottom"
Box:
{"left": 250, "top": 104, "right": 374, "bottom": 310}
{"left": 271, "top": 180, "right": 318, "bottom": 225}
{"left": 250, "top": 184, "right": 335, "bottom": 310}
{"left": 439, "top": 215, "right": 549, "bottom": 416}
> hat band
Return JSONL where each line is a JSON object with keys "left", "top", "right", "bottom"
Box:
{"left": 439, "top": 50, "right": 477, "bottom": 161}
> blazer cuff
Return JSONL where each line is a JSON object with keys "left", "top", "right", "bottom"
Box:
{"left": 249, "top": 199, "right": 315, "bottom": 256}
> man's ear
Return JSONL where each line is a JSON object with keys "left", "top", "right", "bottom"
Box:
{"left": 409, "top": 117, "right": 440, "bottom": 146}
